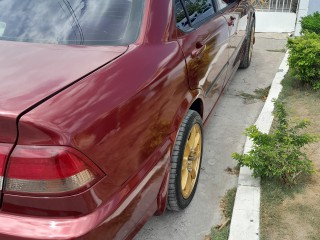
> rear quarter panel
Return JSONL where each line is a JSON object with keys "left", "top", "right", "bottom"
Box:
{"left": 17, "top": 42, "right": 188, "bottom": 184}
{"left": 11, "top": 41, "right": 192, "bottom": 239}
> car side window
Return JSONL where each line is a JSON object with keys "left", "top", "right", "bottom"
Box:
{"left": 175, "top": 0, "right": 215, "bottom": 31}
{"left": 175, "top": 0, "right": 191, "bottom": 32}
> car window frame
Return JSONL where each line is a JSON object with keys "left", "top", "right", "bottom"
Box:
{"left": 173, "top": 0, "right": 218, "bottom": 33}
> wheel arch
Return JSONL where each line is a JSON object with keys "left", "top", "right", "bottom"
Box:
{"left": 155, "top": 96, "right": 204, "bottom": 214}
{"left": 189, "top": 98, "right": 204, "bottom": 119}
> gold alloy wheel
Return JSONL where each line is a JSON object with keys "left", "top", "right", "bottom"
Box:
{"left": 180, "top": 123, "right": 202, "bottom": 199}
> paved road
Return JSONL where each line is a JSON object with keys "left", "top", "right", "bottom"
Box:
{"left": 135, "top": 33, "right": 287, "bottom": 240}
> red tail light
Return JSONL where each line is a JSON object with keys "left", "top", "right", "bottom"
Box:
{"left": 0, "top": 145, "right": 9, "bottom": 173}
{"left": 5, "top": 146, "right": 104, "bottom": 195}
{"left": 0, "top": 144, "right": 11, "bottom": 190}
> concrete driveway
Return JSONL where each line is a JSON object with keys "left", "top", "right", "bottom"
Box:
{"left": 135, "top": 33, "right": 287, "bottom": 240}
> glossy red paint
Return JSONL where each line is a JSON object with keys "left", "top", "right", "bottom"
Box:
{"left": 0, "top": 41, "right": 127, "bottom": 115}
{"left": 0, "top": 0, "right": 255, "bottom": 239}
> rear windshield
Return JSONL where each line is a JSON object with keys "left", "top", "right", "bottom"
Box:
{"left": 0, "top": 0, "right": 144, "bottom": 46}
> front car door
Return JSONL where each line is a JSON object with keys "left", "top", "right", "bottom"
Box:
{"left": 174, "top": 0, "right": 230, "bottom": 119}
{"left": 216, "top": 0, "right": 250, "bottom": 86}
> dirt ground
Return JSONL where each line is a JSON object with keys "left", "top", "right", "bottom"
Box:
{"left": 270, "top": 144, "right": 320, "bottom": 240}
{"left": 262, "top": 88, "right": 320, "bottom": 240}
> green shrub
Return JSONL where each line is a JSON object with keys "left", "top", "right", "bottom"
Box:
{"left": 232, "top": 101, "right": 316, "bottom": 185}
{"left": 287, "top": 33, "right": 320, "bottom": 90}
{"left": 301, "top": 12, "right": 320, "bottom": 34}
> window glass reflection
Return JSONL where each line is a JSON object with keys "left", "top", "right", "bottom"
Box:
{"left": 0, "top": 0, "right": 144, "bottom": 46}
{"left": 181, "top": 0, "right": 214, "bottom": 26}
{"left": 175, "top": 0, "right": 190, "bottom": 31}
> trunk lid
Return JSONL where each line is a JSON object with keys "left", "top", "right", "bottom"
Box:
{"left": 0, "top": 40, "right": 127, "bottom": 115}
{"left": 0, "top": 40, "right": 127, "bottom": 201}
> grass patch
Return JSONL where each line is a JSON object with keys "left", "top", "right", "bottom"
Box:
{"left": 261, "top": 177, "right": 309, "bottom": 206}
{"left": 279, "top": 70, "right": 320, "bottom": 100}
{"left": 207, "top": 227, "right": 229, "bottom": 240}
{"left": 225, "top": 165, "right": 240, "bottom": 176}
{"left": 221, "top": 188, "right": 237, "bottom": 219}
{"left": 260, "top": 69, "right": 320, "bottom": 240}
{"left": 260, "top": 177, "right": 312, "bottom": 240}
{"left": 239, "top": 86, "right": 271, "bottom": 103}
{"left": 266, "top": 49, "right": 287, "bottom": 53}
{"left": 207, "top": 188, "right": 237, "bottom": 240}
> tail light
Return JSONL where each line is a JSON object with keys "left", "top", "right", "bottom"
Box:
{"left": 4, "top": 146, "right": 104, "bottom": 195}
{"left": 0, "top": 144, "right": 11, "bottom": 190}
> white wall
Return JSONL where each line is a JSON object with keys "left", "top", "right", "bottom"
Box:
{"left": 294, "top": 0, "right": 309, "bottom": 35}
{"left": 256, "top": 12, "right": 297, "bottom": 33}
{"left": 308, "top": 0, "right": 320, "bottom": 14}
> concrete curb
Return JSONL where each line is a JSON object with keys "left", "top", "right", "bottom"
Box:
{"left": 228, "top": 51, "right": 290, "bottom": 240}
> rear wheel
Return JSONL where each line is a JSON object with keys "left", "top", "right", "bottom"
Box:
{"left": 167, "top": 110, "right": 203, "bottom": 211}
{"left": 240, "top": 20, "right": 255, "bottom": 69}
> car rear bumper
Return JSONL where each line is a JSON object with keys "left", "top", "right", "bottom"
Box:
{"left": 0, "top": 211, "right": 98, "bottom": 239}
{"left": 0, "top": 142, "right": 171, "bottom": 240}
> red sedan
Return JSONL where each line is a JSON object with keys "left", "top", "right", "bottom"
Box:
{"left": 0, "top": 0, "right": 255, "bottom": 239}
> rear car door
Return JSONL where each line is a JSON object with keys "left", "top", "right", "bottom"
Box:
{"left": 216, "top": 0, "right": 249, "bottom": 85}
{"left": 175, "top": 0, "right": 230, "bottom": 119}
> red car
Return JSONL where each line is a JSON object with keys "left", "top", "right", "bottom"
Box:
{"left": 0, "top": 0, "right": 254, "bottom": 239}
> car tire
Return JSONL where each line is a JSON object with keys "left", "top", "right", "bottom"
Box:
{"left": 167, "top": 110, "right": 203, "bottom": 211}
{"left": 240, "top": 19, "right": 255, "bottom": 69}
